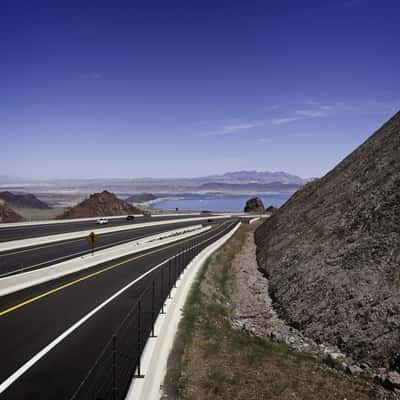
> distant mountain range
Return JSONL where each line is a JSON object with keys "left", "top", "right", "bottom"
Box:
{"left": 198, "top": 181, "right": 302, "bottom": 192}
{"left": 128, "top": 170, "right": 306, "bottom": 187}
{"left": 0, "top": 170, "right": 307, "bottom": 194}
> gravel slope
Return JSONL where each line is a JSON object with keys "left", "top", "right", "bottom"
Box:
{"left": 255, "top": 111, "right": 400, "bottom": 372}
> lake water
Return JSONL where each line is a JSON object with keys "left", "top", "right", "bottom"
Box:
{"left": 150, "top": 193, "right": 292, "bottom": 212}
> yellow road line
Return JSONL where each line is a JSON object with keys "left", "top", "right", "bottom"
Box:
{"left": 0, "top": 237, "right": 86, "bottom": 257}
{"left": 0, "top": 225, "right": 221, "bottom": 317}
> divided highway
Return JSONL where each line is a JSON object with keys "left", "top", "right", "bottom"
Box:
{"left": 0, "top": 219, "right": 238, "bottom": 399}
{"left": 0, "top": 214, "right": 205, "bottom": 242}
{"left": 0, "top": 219, "right": 224, "bottom": 278}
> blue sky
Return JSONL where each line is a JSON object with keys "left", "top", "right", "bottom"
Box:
{"left": 1, "top": 0, "right": 399, "bottom": 179}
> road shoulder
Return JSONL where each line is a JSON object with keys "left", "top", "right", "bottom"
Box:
{"left": 162, "top": 223, "right": 397, "bottom": 400}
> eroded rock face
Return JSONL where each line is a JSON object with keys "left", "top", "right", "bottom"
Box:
{"left": 244, "top": 197, "right": 265, "bottom": 213}
{"left": 255, "top": 111, "right": 400, "bottom": 371}
{"left": 0, "top": 200, "right": 25, "bottom": 223}
{"left": 59, "top": 191, "right": 142, "bottom": 219}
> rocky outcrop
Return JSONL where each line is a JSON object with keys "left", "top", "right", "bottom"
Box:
{"left": 58, "top": 191, "right": 142, "bottom": 219}
{"left": 255, "top": 111, "right": 400, "bottom": 372}
{"left": 244, "top": 197, "right": 265, "bottom": 213}
{"left": 126, "top": 193, "right": 157, "bottom": 203}
{"left": 0, "top": 200, "right": 25, "bottom": 223}
{"left": 0, "top": 191, "right": 50, "bottom": 209}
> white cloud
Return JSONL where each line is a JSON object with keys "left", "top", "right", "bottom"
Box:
{"left": 221, "top": 123, "right": 259, "bottom": 134}
{"left": 273, "top": 102, "right": 334, "bottom": 124}
{"left": 259, "top": 137, "right": 273, "bottom": 143}
{"left": 291, "top": 132, "right": 313, "bottom": 137}
{"left": 320, "top": 105, "right": 335, "bottom": 111}
{"left": 295, "top": 109, "right": 326, "bottom": 117}
{"left": 81, "top": 72, "right": 101, "bottom": 80}
{"left": 272, "top": 117, "right": 303, "bottom": 125}
{"left": 207, "top": 122, "right": 262, "bottom": 135}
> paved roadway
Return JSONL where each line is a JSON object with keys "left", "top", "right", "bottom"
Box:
{"left": 0, "top": 219, "right": 225, "bottom": 278}
{"left": 0, "top": 214, "right": 208, "bottom": 242}
{"left": 0, "top": 219, "right": 237, "bottom": 399}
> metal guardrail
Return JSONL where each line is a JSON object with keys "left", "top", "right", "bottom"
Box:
{"left": 69, "top": 235, "right": 206, "bottom": 400}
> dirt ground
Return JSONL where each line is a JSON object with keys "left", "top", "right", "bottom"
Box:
{"left": 162, "top": 223, "right": 398, "bottom": 400}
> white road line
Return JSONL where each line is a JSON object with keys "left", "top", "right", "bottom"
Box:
{"left": 0, "top": 226, "right": 184, "bottom": 278}
{"left": 0, "top": 222, "right": 234, "bottom": 395}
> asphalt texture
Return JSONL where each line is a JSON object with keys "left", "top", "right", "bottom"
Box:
{"left": 0, "top": 219, "right": 225, "bottom": 278}
{"left": 0, "top": 214, "right": 207, "bottom": 242}
{"left": 0, "top": 220, "right": 238, "bottom": 400}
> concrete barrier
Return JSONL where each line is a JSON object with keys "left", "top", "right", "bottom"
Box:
{"left": 125, "top": 222, "right": 241, "bottom": 400}
{"left": 0, "top": 216, "right": 227, "bottom": 253}
{"left": 0, "top": 213, "right": 204, "bottom": 229}
{"left": 0, "top": 225, "right": 211, "bottom": 297}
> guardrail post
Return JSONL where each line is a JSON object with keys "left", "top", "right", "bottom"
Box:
{"left": 160, "top": 267, "right": 165, "bottom": 314}
{"left": 112, "top": 335, "right": 117, "bottom": 400}
{"left": 174, "top": 256, "right": 177, "bottom": 287}
{"left": 151, "top": 281, "right": 157, "bottom": 337}
{"left": 134, "top": 301, "right": 144, "bottom": 378}
{"left": 168, "top": 260, "right": 172, "bottom": 299}
{"left": 178, "top": 251, "right": 182, "bottom": 277}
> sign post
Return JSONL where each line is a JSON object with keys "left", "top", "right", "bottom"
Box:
{"left": 86, "top": 232, "right": 98, "bottom": 255}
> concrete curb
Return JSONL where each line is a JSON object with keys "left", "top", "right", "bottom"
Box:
{"left": 125, "top": 222, "right": 241, "bottom": 400}
{"left": 0, "top": 215, "right": 143, "bottom": 228}
{"left": 249, "top": 217, "right": 261, "bottom": 224}
{"left": 0, "top": 225, "right": 211, "bottom": 297}
{"left": 0, "top": 216, "right": 226, "bottom": 253}
{"left": 0, "top": 213, "right": 202, "bottom": 229}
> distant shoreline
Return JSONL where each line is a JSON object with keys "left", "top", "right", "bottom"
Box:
{"left": 136, "top": 197, "right": 183, "bottom": 207}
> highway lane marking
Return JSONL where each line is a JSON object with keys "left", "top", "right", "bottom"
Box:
{"left": 0, "top": 224, "right": 198, "bottom": 278}
{"left": 0, "top": 222, "right": 229, "bottom": 317}
{"left": 0, "top": 232, "right": 163, "bottom": 279}
{"left": 0, "top": 221, "right": 235, "bottom": 395}
{"left": 0, "top": 222, "right": 191, "bottom": 257}
{"left": 0, "top": 219, "right": 130, "bottom": 232}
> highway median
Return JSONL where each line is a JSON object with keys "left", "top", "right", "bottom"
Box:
{"left": 0, "top": 224, "right": 210, "bottom": 297}
{"left": 0, "top": 215, "right": 228, "bottom": 253}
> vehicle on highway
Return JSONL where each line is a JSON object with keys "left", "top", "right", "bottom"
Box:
{"left": 96, "top": 218, "right": 109, "bottom": 225}
{"left": 126, "top": 215, "right": 135, "bottom": 221}
{"left": 143, "top": 211, "right": 152, "bottom": 217}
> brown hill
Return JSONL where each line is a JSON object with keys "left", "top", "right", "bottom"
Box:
{"left": 0, "top": 200, "right": 25, "bottom": 223}
{"left": 255, "top": 112, "right": 400, "bottom": 371}
{"left": 59, "top": 191, "right": 142, "bottom": 219}
{"left": 0, "top": 191, "right": 50, "bottom": 209}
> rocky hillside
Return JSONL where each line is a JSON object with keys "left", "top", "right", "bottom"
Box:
{"left": 255, "top": 111, "right": 400, "bottom": 372}
{"left": 0, "top": 191, "right": 50, "bottom": 209}
{"left": 59, "top": 191, "right": 142, "bottom": 219}
{"left": 0, "top": 200, "right": 25, "bottom": 223}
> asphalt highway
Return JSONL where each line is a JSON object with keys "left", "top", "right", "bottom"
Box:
{"left": 0, "top": 219, "right": 226, "bottom": 278}
{"left": 0, "top": 214, "right": 207, "bottom": 242}
{"left": 0, "top": 219, "right": 238, "bottom": 399}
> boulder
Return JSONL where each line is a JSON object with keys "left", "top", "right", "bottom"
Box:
{"left": 244, "top": 197, "right": 265, "bottom": 213}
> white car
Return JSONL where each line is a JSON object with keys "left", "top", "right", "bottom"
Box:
{"left": 96, "top": 218, "right": 109, "bottom": 225}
